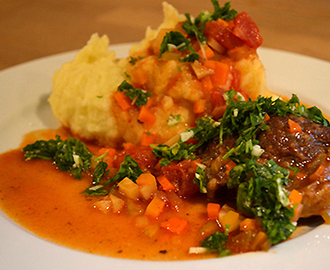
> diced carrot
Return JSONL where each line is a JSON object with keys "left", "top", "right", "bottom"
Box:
{"left": 198, "top": 45, "right": 215, "bottom": 60}
{"left": 288, "top": 119, "right": 302, "bottom": 133}
{"left": 203, "top": 60, "right": 216, "bottom": 70}
{"left": 160, "top": 217, "right": 188, "bottom": 234}
{"left": 251, "top": 231, "right": 269, "bottom": 251}
{"left": 99, "top": 147, "right": 116, "bottom": 157}
{"left": 289, "top": 189, "right": 303, "bottom": 222}
{"left": 114, "top": 91, "right": 132, "bottom": 111}
{"left": 136, "top": 173, "right": 157, "bottom": 187}
{"left": 98, "top": 148, "right": 116, "bottom": 167}
{"left": 144, "top": 196, "right": 166, "bottom": 218}
{"left": 193, "top": 99, "right": 206, "bottom": 114}
{"left": 157, "top": 175, "right": 175, "bottom": 191}
{"left": 289, "top": 189, "right": 303, "bottom": 206}
{"left": 225, "top": 160, "right": 236, "bottom": 176}
{"left": 207, "top": 203, "right": 221, "bottom": 220}
{"left": 211, "top": 61, "right": 230, "bottom": 87}
{"left": 201, "top": 76, "right": 213, "bottom": 92}
{"left": 138, "top": 106, "right": 156, "bottom": 127}
{"left": 123, "top": 142, "right": 134, "bottom": 150}
{"left": 141, "top": 132, "right": 156, "bottom": 146}
{"left": 240, "top": 218, "right": 256, "bottom": 231}
{"left": 137, "top": 173, "right": 158, "bottom": 200}
{"left": 264, "top": 113, "right": 270, "bottom": 122}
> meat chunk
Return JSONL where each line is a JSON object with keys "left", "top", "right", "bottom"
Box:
{"left": 199, "top": 114, "right": 330, "bottom": 217}
{"left": 258, "top": 114, "right": 330, "bottom": 217}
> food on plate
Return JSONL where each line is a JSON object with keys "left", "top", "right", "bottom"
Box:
{"left": 49, "top": 1, "right": 266, "bottom": 147}
{"left": 0, "top": 0, "right": 329, "bottom": 261}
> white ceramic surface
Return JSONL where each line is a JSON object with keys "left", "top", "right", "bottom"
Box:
{"left": 0, "top": 44, "right": 329, "bottom": 270}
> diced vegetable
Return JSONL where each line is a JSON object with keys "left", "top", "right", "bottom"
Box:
{"left": 321, "top": 208, "right": 330, "bottom": 224}
{"left": 207, "top": 203, "right": 221, "bottom": 220}
{"left": 118, "top": 177, "right": 140, "bottom": 200}
{"left": 110, "top": 194, "right": 125, "bottom": 213}
{"left": 193, "top": 99, "right": 206, "bottom": 114}
{"left": 161, "top": 217, "right": 188, "bottom": 234}
{"left": 288, "top": 119, "right": 302, "bottom": 133}
{"left": 136, "top": 173, "right": 158, "bottom": 200}
{"left": 144, "top": 224, "right": 160, "bottom": 238}
{"left": 157, "top": 175, "right": 175, "bottom": 191}
{"left": 251, "top": 231, "right": 270, "bottom": 251}
{"left": 140, "top": 132, "right": 156, "bottom": 146}
{"left": 93, "top": 198, "right": 112, "bottom": 213}
{"left": 114, "top": 91, "right": 132, "bottom": 111}
{"left": 197, "top": 45, "right": 215, "bottom": 60}
{"left": 239, "top": 218, "right": 256, "bottom": 231}
{"left": 219, "top": 210, "right": 240, "bottom": 233}
{"left": 144, "top": 196, "right": 166, "bottom": 218}
{"left": 138, "top": 106, "right": 156, "bottom": 127}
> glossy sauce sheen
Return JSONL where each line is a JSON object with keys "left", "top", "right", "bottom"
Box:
{"left": 0, "top": 134, "right": 215, "bottom": 260}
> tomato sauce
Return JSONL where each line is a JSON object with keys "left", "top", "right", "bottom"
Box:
{"left": 0, "top": 131, "right": 217, "bottom": 261}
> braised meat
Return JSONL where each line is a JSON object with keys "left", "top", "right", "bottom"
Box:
{"left": 258, "top": 114, "right": 330, "bottom": 217}
{"left": 200, "top": 114, "right": 330, "bottom": 217}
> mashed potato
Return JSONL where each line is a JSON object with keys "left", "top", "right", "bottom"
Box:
{"left": 49, "top": 2, "right": 267, "bottom": 148}
{"left": 49, "top": 34, "right": 127, "bottom": 147}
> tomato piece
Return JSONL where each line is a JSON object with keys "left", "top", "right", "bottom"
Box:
{"left": 232, "top": 12, "right": 263, "bottom": 49}
{"left": 161, "top": 159, "right": 199, "bottom": 197}
{"left": 204, "top": 19, "right": 244, "bottom": 50}
{"left": 211, "top": 87, "right": 226, "bottom": 108}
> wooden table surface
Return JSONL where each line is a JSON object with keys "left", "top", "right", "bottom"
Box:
{"left": 0, "top": 0, "right": 329, "bottom": 71}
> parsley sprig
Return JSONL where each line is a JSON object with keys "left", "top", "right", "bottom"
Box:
{"left": 151, "top": 116, "right": 220, "bottom": 166}
{"left": 182, "top": 1, "right": 237, "bottom": 44}
{"left": 23, "top": 135, "right": 92, "bottom": 179}
{"left": 233, "top": 159, "right": 295, "bottom": 244}
{"left": 159, "top": 31, "right": 200, "bottom": 62}
{"left": 201, "top": 230, "right": 231, "bottom": 257}
{"left": 84, "top": 155, "right": 144, "bottom": 196}
{"left": 219, "top": 89, "right": 329, "bottom": 162}
{"left": 117, "top": 80, "right": 151, "bottom": 106}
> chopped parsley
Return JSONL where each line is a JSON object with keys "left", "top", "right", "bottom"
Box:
{"left": 167, "top": 114, "right": 182, "bottom": 127}
{"left": 233, "top": 159, "right": 295, "bottom": 244}
{"left": 117, "top": 80, "right": 151, "bottom": 106}
{"left": 23, "top": 135, "right": 92, "bottom": 179}
{"left": 128, "top": 56, "right": 143, "bottom": 65}
{"left": 201, "top": 231, "right": 231, "bottom": 257}
{"left": 182, "top": 1, "right": 237, "bottom": 44}
{"left": 159, "top": 31, "right": 199, "bottom": 62}
{"left": 84, "top": 155, "right": 144, "bottom": 196}
{"left": 151, "top": 116, "right": 220, "bottom": 166}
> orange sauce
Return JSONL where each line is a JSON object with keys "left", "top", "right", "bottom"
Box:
{"left": 0, "top": 130, "right": 216, "bottom": 261}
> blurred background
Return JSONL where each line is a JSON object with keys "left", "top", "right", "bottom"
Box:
{"left": 0, "top": 0, "right": 329, "bottom": 70}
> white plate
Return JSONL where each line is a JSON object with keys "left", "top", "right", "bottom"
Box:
{"left": 0, "top": 44, "right": 330, "bottom": 270}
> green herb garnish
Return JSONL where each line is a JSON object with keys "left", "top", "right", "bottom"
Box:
{"left": 233, "top": 159, "right": 295, "bottom": 244}
{"left": 117, "top": 80, "right": 151, "bottom": 106}
{"left": 23, "top": 135, "right": 93, "bottom": 179}
{"left": 158, "top": 31, "right": 199, "bottom": 62}
{"left": 201, "top": 231, "right": 231, "bottom": 257}
{"left": 182, "top": 1, "right": 237, "bottom": 44}
{"left": 167, "top": 114, "right": 182, "bottom": 127}
{"left": 151, "top": 116, "right": 220, "bottom": 166}
{"left": 84, "top": 155, "right": 144, "bottom": 196}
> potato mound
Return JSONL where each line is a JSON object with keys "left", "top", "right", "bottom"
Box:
{"left": 49, "top": 2, "right": 267, "bottom": 148}
{"left": 49, "top": 34, "right": 127, "bottom": 147}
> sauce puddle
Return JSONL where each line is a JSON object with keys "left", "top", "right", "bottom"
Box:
{"left": 0, "top": 131, "right": 215, "bottom": 260}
